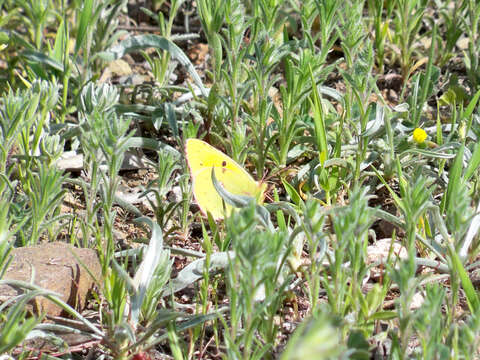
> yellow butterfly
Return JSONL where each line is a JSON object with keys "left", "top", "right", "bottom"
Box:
{"left": 185, "top": 138, "right": 266, "bottom": 220}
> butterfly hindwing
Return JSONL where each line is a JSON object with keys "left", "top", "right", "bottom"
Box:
{"left": 185, "top": 139, "right": 265, "bottom": 220}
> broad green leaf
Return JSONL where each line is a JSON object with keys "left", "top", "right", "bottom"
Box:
{"left": 166, "top": 251, "right": 233, "bottom": 294}
{"left": 361, "top": 104, "right": 384, "bottom": 137}
{"left": 370, "top": 311, "right": 398, "bottom": 321}
{"left": 282, "top": 179, "right": 302, "bottom": 206}
{"left": 400, "top": 148, "right": 456, "bottom": 159}
{"left": 130, "top": 217, "right": 165, "bottom": 325}
{"left": 124, "top": 137, "right": 180, "bottom": 158}
{"left": 21, "top": 50, "right": 64, "bottom": 72}
{"left": 98, "top": 34, "right": 207, "bottom": 96}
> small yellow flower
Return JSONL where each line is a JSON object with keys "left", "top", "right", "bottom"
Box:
{"left": 413, "top": 128, "right": 427, "bottom": 144}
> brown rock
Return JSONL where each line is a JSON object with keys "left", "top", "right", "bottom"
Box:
{"left": 0, "top": 242, "right": 102, "bottom": 316}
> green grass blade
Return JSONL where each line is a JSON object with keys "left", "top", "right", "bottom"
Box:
{"left": 443, "top": 143, "right": 464, "bottom": 212}
{"left": 465, "top": 142, "right": 480, "bottom": 181}
{"left": 309, "top": 66, "right": 328, "bottom": 165}
{"left": 463, "top": 89, "right": 480, "bottom": 121}
{"left": 75, "top": 0, "right": 93, "bottom": 56}
{"left": 52, "top": 19, "right": 67, "bottom": 63}
{"left": 450, "top": 246, "right": 480, "bottom": 313}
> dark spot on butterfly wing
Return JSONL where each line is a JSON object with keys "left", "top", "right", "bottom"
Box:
{"left": 221, "top": 160, "right": 227, "bottom": 173}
